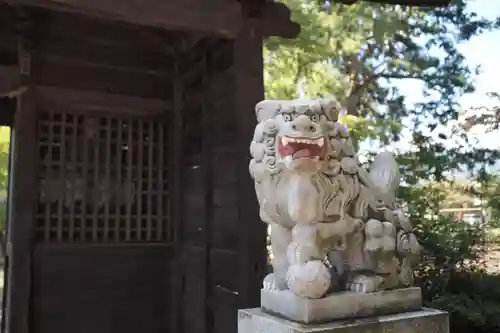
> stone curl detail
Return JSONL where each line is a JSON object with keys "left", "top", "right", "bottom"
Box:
{"left": 250, "top": 119, "right": 281, "bottom": 181}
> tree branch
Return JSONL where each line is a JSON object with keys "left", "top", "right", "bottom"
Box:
{"left": 376, "top": 72, "right": 427, "bottom": 80}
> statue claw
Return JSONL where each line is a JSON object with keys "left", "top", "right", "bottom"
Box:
{"left": 263, "top": 273, "right": 287, "bottom": 291}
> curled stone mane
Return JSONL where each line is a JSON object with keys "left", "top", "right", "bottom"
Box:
{"left": 249, "top": 118, "right": 280, "bottom": 182}
{"left": 318, "top": 119, "right": 362, "bottom": 219}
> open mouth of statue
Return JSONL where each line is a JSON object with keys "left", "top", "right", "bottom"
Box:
{"left": 277, "top": 136, "right": 326, "bottom": 160}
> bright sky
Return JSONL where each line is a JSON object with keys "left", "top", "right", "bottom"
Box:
{"left": 391, "top": 0, "right": 500, "bottom": 151}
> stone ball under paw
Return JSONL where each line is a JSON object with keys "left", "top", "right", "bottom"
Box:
{"left": 286, "top": 260, "right": 331, "bottom": 299}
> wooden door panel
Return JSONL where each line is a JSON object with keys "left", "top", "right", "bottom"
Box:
{"left": 32, "top": 244, "right": 173, "bottom": 333}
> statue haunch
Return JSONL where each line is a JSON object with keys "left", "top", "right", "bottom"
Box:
{"left": 250, "top": 99, "right": 421, "bottom": 299}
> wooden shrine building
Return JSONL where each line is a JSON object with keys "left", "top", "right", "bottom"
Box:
{"left": 0, "top": 1, "right": 299, "bottom": 332}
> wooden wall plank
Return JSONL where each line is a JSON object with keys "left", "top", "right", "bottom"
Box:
{"left": 210, "top": 249, "right": 239, "bottom": 292}
{"left": 213, "top": 160, "right": 238, "bottom": 186}
{"left": 34, "top": 45, "right": 172, "bottom": 75}
{"left": 211, "top": 285, "right": 238, "bottom": 333}
{"left": 212, "top": 206, "right": 239, "bottom": 250}
{"left": 201, "top": 50, "right": 216, "bottom": 333}
{"left": 181, "top": 167, "right": 206, "bottom": 247}
{"left": 0, "top": 6, "right": 18, "bottom": 57}
{"left": 33, "top": 24, "right": 175, "bottom": 74}
{"left": 179, "top": 246, "right": 207, "bottom": 333}
{"left": 171, "top": 47, "right": 184, "bottom": 333}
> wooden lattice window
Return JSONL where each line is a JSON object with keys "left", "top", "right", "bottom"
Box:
{"left": 36, "top": 110, "right": 171, "bottom": 243}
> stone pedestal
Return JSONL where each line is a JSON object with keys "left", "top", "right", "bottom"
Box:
{"left": 238, "top": 307, "right": 450, "bottom": 333}
{"left": 261, "top": 287, "right": 422, "bottom": 324}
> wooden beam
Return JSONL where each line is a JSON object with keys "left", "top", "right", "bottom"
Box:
{"left": 0, "top": 5, "right": 19, "bottom": 54}
{"left": 259, "top": 2, "right": 300, "bottom": 39}
{"left": 5, "top": 0, "right": 300, "bottom": 39}
{"left": 0, "top": 97, "right": 16, "bottom": 126}
{"left": 7, "top": 0, "right": 242, "bottom": 37}
{"left": 34, "top": 86, "right": 172, "bottom": 116}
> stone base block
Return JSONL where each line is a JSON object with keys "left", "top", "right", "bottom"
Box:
{"left": 261, "top": 287, "right": 422, "bottom": 324}
{"left": 239, "top": 307, "right": 449, "bottom": 333}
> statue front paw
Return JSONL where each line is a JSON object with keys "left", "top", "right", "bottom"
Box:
{"left": 263, "top": 273, "right": 287, "bottom": 291}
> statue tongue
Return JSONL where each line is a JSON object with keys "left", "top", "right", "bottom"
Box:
{"left": 293, "top": 149, "right": 312, "bottom": 158}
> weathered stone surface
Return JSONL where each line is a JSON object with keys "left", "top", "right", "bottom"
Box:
{"left": 261, "top": 287, "right": 422, "bottom": 324}
{"left": 250, "top": 99, "right": 421, "bottom": 300}
{"left": 238, "top": 307, "right": 449, "bottom": 333}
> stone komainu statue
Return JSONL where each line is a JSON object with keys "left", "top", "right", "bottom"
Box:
{"left": 249, "top": 99, "right": 420, "bottom": 299}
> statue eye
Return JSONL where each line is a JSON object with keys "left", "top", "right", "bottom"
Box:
{"left": 310, "top": 114, "right": 320, "bottom": 122}
{"left": 283, "top": 114, "right": 292, "bottom": 122}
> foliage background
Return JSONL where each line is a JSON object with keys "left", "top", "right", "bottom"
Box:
{"left": 0, "top": 127, "right": 10, "bottom": 235}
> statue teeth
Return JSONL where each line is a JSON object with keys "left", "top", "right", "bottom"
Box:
{"left": 282, "top": 137, "right": 325, "bottom": 147}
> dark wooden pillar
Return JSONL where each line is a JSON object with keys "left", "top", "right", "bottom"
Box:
{"left": 5, "top": 34, "right": 38, "bottom": 333}
{"left": 171, "top": 46, "right": 184, "bottom": 333}
{"left": 234, "top": 11, "right": 267, "bottom": 308}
